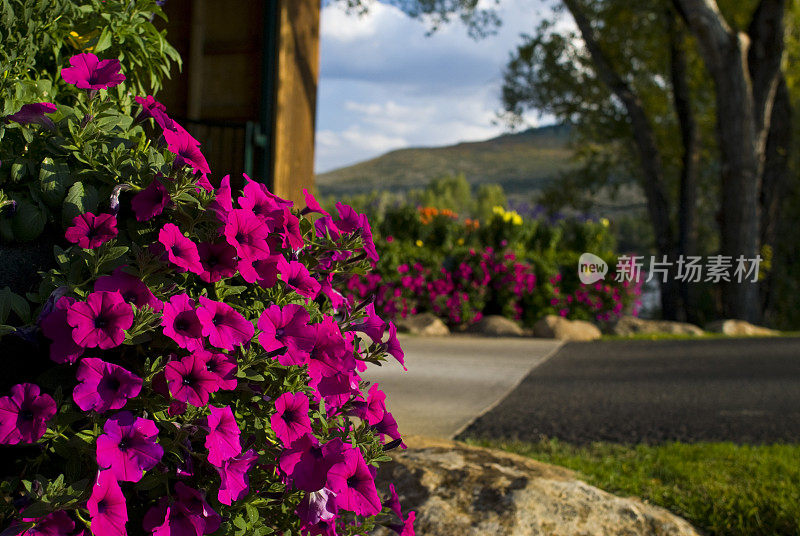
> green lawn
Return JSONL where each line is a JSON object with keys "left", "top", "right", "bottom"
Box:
{"left": 465, "top": 438, "right": 800, "bottom": 536}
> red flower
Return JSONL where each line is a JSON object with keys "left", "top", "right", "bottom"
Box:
{"left": 61, "top": 53, "right": 125, "bottom": 90}
{"left": 65, "top": 212, "right": 118, "bottom": 249}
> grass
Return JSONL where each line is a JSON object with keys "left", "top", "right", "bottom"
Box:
{"left": 465, "top": 438, "right": 800, "bottom": 536}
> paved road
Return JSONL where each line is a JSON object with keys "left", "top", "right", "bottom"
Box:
{"left": 363, "top": 335, "right": 562, "bottom": 438}
{"left": 458, "top": 337, "right": 800, "bottom": 444}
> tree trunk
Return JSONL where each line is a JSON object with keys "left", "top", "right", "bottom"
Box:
{"left": 668, "top": 11, "right": 700, "bottom": 322}
{"left": 564, "top": 0, "right": 680, "bottom": 319}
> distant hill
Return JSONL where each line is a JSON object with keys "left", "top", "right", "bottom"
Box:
{"left": 316, "top": 125, "right": 577, "bottom": 200}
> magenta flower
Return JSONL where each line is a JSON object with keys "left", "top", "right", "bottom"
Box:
{"left": 296, "top": 488, "right": 338, "bottom": 527}
{"left": 163, "top": 127, "right": 211, "bottom": 177}
{"left": 143, "top": 498, "right": 204, "bottom": 536}
{"left": 204, "top": 405, "right": 241, "bottom": 466}
{"left": 214, "top": 449, "right": 258, "bottom": 505}
{"left": 66, "top": 291, "right": 133, "bottom": 349}
{"left": 238, "top": 179, "right": 286, "bottom": 222}
{"left": 238, "top": 254, "right": 281, "bottom": 288}
{"left": 271, "top": 392, "right": 312, "bottom": 447}
{"left": 208, "top": 175, "right": 233, "bottom": 222}
{"left": 73, "top": 358, "right": 142, "bottom": 413}
{"left": 0, "top": 383, "right": 56, "bottom": 445}
{"left": 350, "top": 303, "right": 386, "bottom": 342}
{"left": 87, "top": 470, "right": 128, "bottom": 536}
{"left": 308, "top": 316, "right": 355, "bottom": 379}
{"left": 279, "top": 435, "right": 345, "bottom": 493}
{"left": 65, "top": 212, "right": 118, "bottom": 249}
{"left": 96, "top": 411, "right": 163, "bottom": 482}
{"left": 387, "top": 483, "right": 402, "bottom": 518}
{"left": 326, "top": 443, "right": 382, "bottom": 516}
{"left": 134, "top": 95, "right": 174, "bottom": 130}
{"left": 302, "top": 188, "right": 330, "bottom": 217}
{"left": 197, "top": 242, "right": 237, "bottom": 283}
{"left": 165, "top": 354, "right": 220, "bottom": 406}
{"left": 61, "top": 53, "right": 125, "bottom": 90}
{"left": 19, "top": 510, "right": 75, "bottom": 536}
{"left": 174, "top": 482, "right": 221, "bottom": 534}
{"left": 279, "top": 259, "right": 321, "bottom": 299}
{"left": 355, "top": 383, "right": 386, "bottom": 426}
{"left": 223, "top": 209, "right": 271, "bottom": 262}
{"left": 373, "top": 410, "right": 406, "bottom": 449}
{"left": 40, "top": 296, "right": 84, "bottom": 364}
{"left": 196, "top": 349, "right": 237, "bottom": 390}
{"left": 314, "top": 216, "right": 341, "bottom": 240}
{"left": 384, "top": 322, "right": 406, "bottom": 371}
{"left": 196, "top": 296, "right": 254, "bottom": 351}
{"left": 310, "top": 372, "right": 360, "bottom": 414}
{"left": 257, "top": 304, "right": 316, "bottom": 366}
{"left": 158, "top": 224, "right": 203, "bottom": 274}
{"left": 95, "top": 268, "right": 162, "bottom": 311}
{"left": 7, "top": 102, "right": 57, "bottom": 129}
{"left": 161, "top": 294, "right": 204, "bottom": 351}
{"left": 131, "top": 178, "right": 171, "bottom": 221}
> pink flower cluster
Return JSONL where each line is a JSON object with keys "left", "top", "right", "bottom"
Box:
{"left": 548, "top": 274, "right": 643, "bottom": 322}
{"left": 2, "top": 53, "right": 414, "bottom": 536}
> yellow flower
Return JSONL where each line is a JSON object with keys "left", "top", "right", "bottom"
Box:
{"left": 457, "top": 238, "right": 464, "bottom": 245}
{"left": 512, "top": 214, "right": 523, "bottom": 225}
{"left": 600, "top": 217, "right": 610, "bottom": 227}
{"left": 415, "top": 240, "right": 423, "bottom": 247}
{"left": 67, "top": 30, "right": 99, "bottom": 51}
{"left": 492, "top": 206, "right": 505, "bottom": 216}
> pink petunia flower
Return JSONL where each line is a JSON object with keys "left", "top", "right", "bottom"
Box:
{"left": 161, "top": 294, "right": 204, "bottom": 351}
{"left": 204, "top": 405, "right": 241, "bottom": 466}
{"left": 257, "top": 304, "right": 316, "bottom": 367}
{"left": 223, "top": 209, "right": 271, "bottom": 262}
{"left": 158, "top": 224, "right": 203, "bottom": 274}
{"left": 307, "top": 316, "right": 355, "bottom": 379}
{"left": 7, "top": 102, "right": 57, "bottom": 129}
{"left": 66, "top": 291, "right": 133, "bottom": 349}
{"left": 94, "top": 268, "right": 163, "bottom": 311}
{"left": 143, "top": 497, "right": 204, "bottom": 536}
{"left": 238, "top": 179, "right": 286, "bottom": 222}
{"left": 19, "top": 510, "right": 74, "bottom": 536}
{"left": 372, "top": 410, "right": 406, "bottom": 450}
{"left": 271, "top": 392, "right": 312, "bottom": 447}
{"left": 87, "top": 470, "right": 128, "bottom": 536}
{"left": 0, "top": 383, "right": 56, "bottom": 445}
{"left": 40, "top": 296, "right": 84, "bottom": 364}
{"left": 314, "top": 216, "right": 342, "bottom": 240}
{"left": 65, "top": 212, "right": 118, "bottom": 249}
{"left": 279, "top": 435, "right": 345, "bottom": 493}
{"left": 353, "top": 383, "right": 386, "bottom": 426}
{"left": 197, "top": 242, "right": 237, "bottom": 283}
{"left": 349, "top": 303, "right": 385, "bottom": 342}
{"left": 165, "top": 354, "right": 221, "bottom": 407}
{"left": 301, "top": 188, "right": 330, "bottom": 217}
{"left": 384, "top": 322, "right": 406, "bottom": 371}
{"left": 131, "top": 178, "right": 171, "bottom": 221}
{"left": 326, "top": 443, "right": 382, "bottom": 516}
{"left": 163, "top": 127, "right": 211, "bottom": 178}
{"left": 238, "top": 254, "right": 281, "bottom": 288}
{"left": 61, "top": 53, "right": 125, "bottom": 90}
{"left": 309, "top": 371, "right": 360, "bottom": 415}
{"left": 207, "top": 175, "right": 233, "bottom": 222}
{"left": 96, "top": 411, "right": 163, "bottom": 482}
{"left": 174, "top": 482, "right": 222, "bottom": 534}
{"left": 278, "top": 259, "right": 321, "bottom": 299}
{"left": 134, "top": 95, "right": 174, "bottom": 131}
{"left": 214, "top": 449, "right": 258, "bottom": 505}
{"left": 296, "top": 488, "right": 337, "bottom": 527}
{"left": 73, "top": 358, "right": 142, "bottom": 413}
{"left": 196, "top": 296, "right": 254, "bottom": 351}
{"left": 196, "top": 349, "right": 237, "bottom": 391}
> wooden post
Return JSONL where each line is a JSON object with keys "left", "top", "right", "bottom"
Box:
{"left": 187, "top": 0, "right": 205, "bottom": 120}
{"left": 270, "top": 0, "right": 320, "bottom": 206}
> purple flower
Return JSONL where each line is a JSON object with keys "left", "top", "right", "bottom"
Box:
{"left": 204, "top": 405, "right": 241, "bottom": 466}
{"left": 301, "top": 188, "right": 330, "bottom": 217}
{"left": 96, "top": 411, "right": 163, "bottom": 482}
{"left": 73, "top": 358, "right": 142, "bottom": 413}
{"left": 165, "top": 354, "right": 221, "bottom": 407}
{"left": 257, "top": 304, "right": 316, "bottom": 366}
{"left": 354, "top": 383, "right": 386, "bottom": 426}
{"left": 310, "top": 371, "right": 360, "bottom": 414}
{"left": 196, "top": 296, "right": 254, "bottom": 351}
{"left": 0, "top": 383, "right": 56, "bottom": 444}
{"left": 7, "top": 102, "right": 57, "bottom": 129}
{"left": 19, "top": 511, "right": 74, "bottom": 536}
{"left": 214, "top": 449, "right": 258, "bottom": 505}
{"left": 158, "top": 224, "right": 203, "bottom": 274}
{"left": 196, "top": 349, "right": 237, "bottom": 390}
{"left": 143, "top": 498, "right": 204, "bottom": 536}
{"left": 308, "top": 316, "right": 355, "bottom": 379}
{"left": 163, "top": 127, "right": 211, "bottom": 177}
{"left": 174, "top": 482, "right": 221, "bottom": 534}
{"left": 197, "top": 242, "right": 237, "bottom": 283}
{"left": 326, "top": 443, "right": 382, "bottom": 516}
{"left": 61, "top": 53, "right": 125, "bottom": 90}
{"left": 238, "top": 254, "right": 281, "bottom": 288}
{"left": 271, "top": 392, "right": 312, "bottom": 447}
{"left": 66, "top": 291, "right": 133, "bottom": 349}
{"left": 279, "top": 435, "right": 344, "bottom": 493}
{"left": 161, "top": 294, "right": 204, "bottom": 351}
{"left": 131, "top": 178, "right": 171, "bottom": 221}
{"left": 40, "top": 296, "right": 84, "bottom": 364}
{"left": 65, "top": 212, "right": 118, "bottom": 249}
{"left": 350, "top": 303, "right": 386, "bottom": 342}
{"left": 373, "top": 410, "right": 406, "bottom": 449}
{"left": 94, "top": 268, "right": 163, "bottom": 311}
{"left": 296, "top": 488, "right": 338, "bottom": 526}
{"left": 223, "top": 209, "right": 271, "bottom": 262}
{"left": 87, "top": 470, "right": 128, "bottom": 536}
{"left": 279, "top": 259, "right": 321, "bottom": 299}
{"left": 384, "top": 322, "right": 406, "bottom": 371}
{"left": 134, "top": 95, "right": 174, "bottom": 130}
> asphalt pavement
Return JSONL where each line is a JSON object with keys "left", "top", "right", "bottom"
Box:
{"left": 458, "top": 337, "right": 800, "bottom": 444}
{"left": 363, "top": 335, "right": 563, "bottom": 438}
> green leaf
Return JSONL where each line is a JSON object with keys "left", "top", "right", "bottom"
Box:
{"left": 10, "top": 199, "right": 46, "bottom": 242}
{"left": 62, "top": 181, "right": 99, "bottom": 227}
{"left": 94, "top": 27, "right": 112, "bottom": 52}
{"left": 38, "top": 157, "right": 71, "bottom": 209}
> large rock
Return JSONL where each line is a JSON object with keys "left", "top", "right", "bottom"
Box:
{"left": 610, "top": 316, "right": 704, "bottom": 337}
{"left": 705, "top": 319, "right": 779, "bottom": 337}
{"left": 374, "top": 437, "right": 700, "bottom": 536}
{"left": 467, "top": 315, "right": 524, "bottom": 337}
{"left": 395, "top": 313, "right": 450, "bottom": 336}
{"left": 533, "top": 315, "right": 601, "bottom": 341}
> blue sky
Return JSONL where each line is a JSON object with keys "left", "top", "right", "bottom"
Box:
{"left": 314, "top": 0, "right": 559, "bottom": 173}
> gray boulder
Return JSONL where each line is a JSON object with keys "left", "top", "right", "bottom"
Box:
{"left": 705, "top": 319, "right": 779, "bottom": 337}
{"left": 610, "top": 316, "right": 704, "bottom": 337}
{"left": 467, "top": 315, "right": 525, "bottom": 337}
{"left": 373, "top": 437, "right": 700, "bottom": 536}
{"left": 533, "top": 315, "right": 601, "bottom": 341}
{"left": 395, "top": 313, "right": 450, "bottom": 336}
